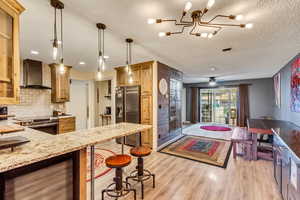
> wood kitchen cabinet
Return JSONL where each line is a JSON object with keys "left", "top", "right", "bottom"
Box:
{"left": 0, "top": 0, "right": 24, "bottom": 104}
{"left": 140, "top": 63, "right": 152, "bottom": 95}
{"left": 58, "top": 116, "right": 76, "bottom": 134}
{"left": 49, "top": 63, "right": 71, "bottom": 103}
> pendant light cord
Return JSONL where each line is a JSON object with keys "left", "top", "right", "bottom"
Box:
{"left": 102, "top": 29, "right": 105, "bottom": 58}
{"left": 60, "top": 9, "right": 64, "bottom": 63}
{"left": 54, "top": 8, "right": 57, "bottom": 41}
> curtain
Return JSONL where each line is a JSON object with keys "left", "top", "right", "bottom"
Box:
{"left": 191, "top": 87, "right": 199, "bottom": 123}
{"left": 237, "top": 84, "right": 250, "bottom": 127}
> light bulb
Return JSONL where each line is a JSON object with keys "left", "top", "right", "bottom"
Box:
{"left": 208, "top": 33, "right": 213, "bottom": 38}
{"left": 201, "top": 33, "right": 208, "bottom": 38}
{"left": 97, "top": 70, "right": 102, "bottom": 80}
{"left": 59, "top": 63, "right": 65, "bottom": 74}
{"left": 245, "top": 23, "right": 253, "bottom": 29}
{"left": 126, "top": 64, "right": 129, "bottom": 73}
{"left": 98, "top": 56, "right": 103, "bottom": 66}
{"left": 207, "top": 0, "right": 215, "bottom": 9}
{"left": 147, "top": 18, "right": 156, "bottom": 24}
{"left": 235, "top": 15, "right": 243, "bottom": 21}
{"left": 53, "top": 46, "right": 58, "bottom": 60}
{"left": 184, "top": 2, "right": 192, "bottom": 12}
{"left": 128, "top": 76, "right": 133, "bottom": 84}
{"left": 128, "top": 68, "right": 132, "bottom": 75}
{"left": 158, "top": 32, "right": 166, "bottom": 37}
{"left": 101, "top": 61, "right": 106, "bottom": 71}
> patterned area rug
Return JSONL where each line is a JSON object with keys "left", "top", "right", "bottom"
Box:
{"left": 160, "top": 136, "right": 232, "bottom": 168}
{"left": 86, "top": 148, "right": 116, "bottom": 181}
{"left": 183, "top": 123, "right": 233, "bottom": 141}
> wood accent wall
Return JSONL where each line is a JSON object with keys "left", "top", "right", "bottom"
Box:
{"left": 115, "top": 61, "right": 154, "bottom": 147}
{"left": 157, "top": 62, "right": 183, "bottom": 147}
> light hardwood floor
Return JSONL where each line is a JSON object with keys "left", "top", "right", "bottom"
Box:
{"left": 88, "top": 141, "right": 282, "bottom": 200}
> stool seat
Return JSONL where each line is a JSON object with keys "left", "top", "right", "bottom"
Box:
{"left": 105, "top": 154, "right": 131, "bottom": 168}
{"left": 130, "top": 146, "right": 151, "bottom": 157}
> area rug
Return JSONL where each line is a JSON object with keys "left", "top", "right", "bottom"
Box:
{"left": 200, "top": 125, "right": 232, "bottom": 132}
{"left": 160, "top": 136, "right": 232, "bottom": 168}
{"left": 183, "top": 123, "right": 233, "bottom": 141}
{"left": 86, "top": 148, "right": 116, "bottom": 181}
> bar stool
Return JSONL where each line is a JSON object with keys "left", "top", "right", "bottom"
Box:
{"left": 102, "top": 154, "right": 136, "bottom": 200}
{"left": 126, "top": 146, "right": 155, "bottom": 199}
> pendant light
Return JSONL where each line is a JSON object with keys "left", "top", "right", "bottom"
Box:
{"left": 125, "top": 38, "right": 133, "bottom": 83}
{"left": 51, "top": 0, "right": 65, "bottom": 73}
{"left": 96, "top": 23, "right": 106, "bottom": 80}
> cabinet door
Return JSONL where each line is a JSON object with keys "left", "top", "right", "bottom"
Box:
{"left": 50, "top": 64, "right": 70, "bottom": 103}
{"left": 130, "top": 65, "right": 140, "bottom": 85}
{"left": 140, "top": 64, "right": 152, "bottom": 95}
{"left": 141, "top": 94, "right": 152, "bottom": 147}
{"left": 141, "top": 94, "right": 152, "bottom": 123}
{"left": 116, "top": 68, "right": 126, "bottom": 86}
{"left": 0, "top": 1, "right": 24, "bottom": 104}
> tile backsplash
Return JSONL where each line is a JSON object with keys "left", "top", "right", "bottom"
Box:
{"left": 7, "top": 88, "right": 65, "bottom": 117}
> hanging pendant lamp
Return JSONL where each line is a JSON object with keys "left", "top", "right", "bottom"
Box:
{"left": 125, "top": 38, "right": 133, "bottom": 83}
{"left": 51, "top": 0, "right": 65, "bottom": 74}
{"left": 96, "top": 23, "right": 106, "bottom": 80}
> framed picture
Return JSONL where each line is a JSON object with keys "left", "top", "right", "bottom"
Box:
{"left": 274, "top": 72, "right": 281, "bottom": 108}
{"left": 291, "top": 58, "right": 300, "bottom": 112}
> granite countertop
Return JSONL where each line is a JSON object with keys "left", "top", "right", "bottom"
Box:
{"left": 0, "top": 121, "right": 152, "bottom": 173}
{"left": 248, "top": 119, "right": 300, "bottom": 160}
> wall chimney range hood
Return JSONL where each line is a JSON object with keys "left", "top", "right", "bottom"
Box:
{"left": 22, "top": 59, "right": 51, "bottom": 89}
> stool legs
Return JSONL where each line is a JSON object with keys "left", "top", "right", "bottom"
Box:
{"left": 126, "top": 157, "right": 155, "bottom": 199}
{"left": 102, "top": 167, "right": 137, "bottom": 200}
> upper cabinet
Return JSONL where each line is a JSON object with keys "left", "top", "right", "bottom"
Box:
{"left": 49, "top": 63, "right": 71, "bottom": 103}
{"left": 0, "top": 0, "right": 24, "bottom": 104}
{"left": 116, "top": 61, "right": 153, "bottom": 87}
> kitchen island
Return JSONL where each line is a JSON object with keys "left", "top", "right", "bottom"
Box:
{"left": 0, "top": 122, "right": 151, "bottom": 200}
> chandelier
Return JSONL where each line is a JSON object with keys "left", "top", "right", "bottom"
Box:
{"left": 148, "top": 0, "right": 253, "bottom": 38}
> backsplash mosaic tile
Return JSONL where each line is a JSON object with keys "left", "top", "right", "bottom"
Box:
{"left": 7, "top": 88, "right": 65, "bottom": 117}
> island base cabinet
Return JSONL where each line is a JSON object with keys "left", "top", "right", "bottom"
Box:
{"left": 0, "top": 149, "right": 87, "bottom": 200}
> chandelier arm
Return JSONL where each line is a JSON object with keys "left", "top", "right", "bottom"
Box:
{"left": 204, "top": 23, "right": 242, "bottom": 27}
{"left": 198, "top": 22, "right": 222, "bottom": 30}
{"left": 170, "top": 24, "right": 193, "bottom": 35}
{"left": 161, "top": 19, "right": 192, "bottom": 26}
{"left": 179, "top": 14, "right": 194, "bottom": 25}
{"left": 206, "top": 15, "right": 231, "bottom": 24}
{"left": 189, "top": 23, "right": 197, "bottom": 35}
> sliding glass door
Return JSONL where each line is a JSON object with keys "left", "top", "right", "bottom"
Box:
{"left": 200, "top": 87, "right": 238, "bottom": 126}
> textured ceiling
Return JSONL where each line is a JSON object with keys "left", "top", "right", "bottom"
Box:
{"left": 19, "top": 0, "right": 300, "bottom": 83}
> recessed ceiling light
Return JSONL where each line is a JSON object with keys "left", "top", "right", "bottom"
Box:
{"left": 210, "top": 67, "right": 216, "bottom": 71}
{"left": 104, "top": 55, "right": 109, "bottom": 59}
{"left": 79, "top": 61, "right": 85, "bottom": 65}
{"left": 30, "top": 50, "right": 39, "bottom": 55}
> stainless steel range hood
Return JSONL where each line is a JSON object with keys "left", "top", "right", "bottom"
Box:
{"left": 22, "top": 59, "right": 51, "bottom": 89}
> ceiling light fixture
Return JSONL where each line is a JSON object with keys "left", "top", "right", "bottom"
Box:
{"left": 96, "top": 23, "right": 107, "bottom": 80}
{"left": 148, "top": 0, "right": 253, "bottom": 38}
{"left": 51, "top": 0, "right": 65, "bottom": 74}
{"left": 210, "top": 67, "right": 216, "bottom": 71}
{"left": 125, "top": 38, "right": 134, "bottom": 84}
{"left": 79, "top": 61, "right": 85, "bottom": 65}
{"left": 209, "top": 77, "right": 217, "bottom": 86}
{"left": 30, "top": 50, "right": 39, "bottom": 55}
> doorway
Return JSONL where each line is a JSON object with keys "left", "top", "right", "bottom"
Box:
{"left": 200, "top": 87, "right": 238, "bottom": 126}
{"left": 66, "top": 79, "right": 89, "bottom": 130}
{"left": 95, "top": 80, "right": 112, "bottom": 126}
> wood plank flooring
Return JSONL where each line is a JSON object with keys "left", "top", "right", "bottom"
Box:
{"left": 88, "top": 141, "right": 282, "bottom": 200}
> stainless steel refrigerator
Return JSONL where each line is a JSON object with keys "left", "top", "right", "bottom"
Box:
{"left": 116, "top": 86, "right": 141, "bottom": 146}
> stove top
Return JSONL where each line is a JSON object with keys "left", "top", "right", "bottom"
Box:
{"left": 14, "top": 116, "right": 58, "bottom": 127}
